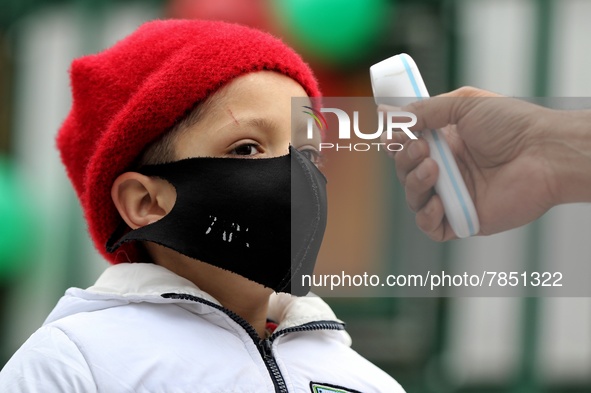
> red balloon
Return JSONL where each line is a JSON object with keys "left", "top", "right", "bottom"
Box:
{"left": 166, "top": 0, "right": 270, "bottom": 31}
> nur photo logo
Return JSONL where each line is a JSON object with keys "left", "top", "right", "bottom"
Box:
{"left": 303, "top": 105, "right": 418, "bottom": 152}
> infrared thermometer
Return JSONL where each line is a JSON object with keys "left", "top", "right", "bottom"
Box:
{"left": 370, "top": 53, "right": 479, "bottom": 238}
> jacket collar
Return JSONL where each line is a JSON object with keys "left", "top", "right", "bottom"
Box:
{"left": 86, "top": 263, "right": 344, "bottom": 332}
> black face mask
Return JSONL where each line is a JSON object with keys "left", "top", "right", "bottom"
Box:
{"left": 106, "top": 146, "right": 327, "bottom": 295}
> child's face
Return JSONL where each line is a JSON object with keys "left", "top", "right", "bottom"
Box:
{"left": 173, "top": 71, "right": 321, "bottom": 162}
{"left": 111, "top": 70, "right": 324, "bottom": 295}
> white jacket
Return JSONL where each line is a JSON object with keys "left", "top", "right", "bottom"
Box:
{"left": 0, "top": 263, "right": 405, "bottom": 393}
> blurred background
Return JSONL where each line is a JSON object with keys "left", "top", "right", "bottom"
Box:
{"left": 1, "top": 0, "right": 590, "bottom": 392}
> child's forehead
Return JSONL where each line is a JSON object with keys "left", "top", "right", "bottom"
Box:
{"left": 195, "top": 72, "right": 311, "bottom": 118}
{"left": 171, "top": 72, "right": 313, "bottom": 148}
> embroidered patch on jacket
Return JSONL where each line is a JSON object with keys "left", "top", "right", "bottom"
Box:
{"left": 310, "top": 382, "right": 362, "bottom": 393}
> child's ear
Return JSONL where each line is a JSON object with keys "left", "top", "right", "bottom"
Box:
{"left": 111, "top": 172, "right": 176, "bottom": 230}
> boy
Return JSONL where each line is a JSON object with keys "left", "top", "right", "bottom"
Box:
{"left": 0, "top": 20, "right": 405, "bottom": 392}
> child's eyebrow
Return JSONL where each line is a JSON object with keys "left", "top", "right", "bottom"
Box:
{"left": 233, "top": 117, "right": 280, "bottom": 132}
{"left": 291, "top": 116, "right": 321, "bottom": 140}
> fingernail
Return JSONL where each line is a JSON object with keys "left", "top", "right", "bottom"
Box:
{"left": 408, "top": 142, "right": 421, "bottom": 160}
{"left": 416, "top": 162, "right": 429, "bottom": 180}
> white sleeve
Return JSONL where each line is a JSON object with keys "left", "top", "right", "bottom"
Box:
{"left": 0, "top": 325, "right": 97, "bottom": 393}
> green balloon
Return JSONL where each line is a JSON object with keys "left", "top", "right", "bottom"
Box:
{"left": 0, "top": 157, "right": 36, "bottom": 280}
{"left": 273, "top": 0, "right": 392, "bottom": 65}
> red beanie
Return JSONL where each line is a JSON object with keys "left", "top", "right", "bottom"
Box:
{"left": 56, "top": 19, "right": 321, "bottom": 264}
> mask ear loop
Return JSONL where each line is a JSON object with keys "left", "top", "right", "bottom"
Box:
{"left": 105, "top": 220, "right": 133, "bottom": 253}
{"left": 104, "top": 162, "right": 171, "bottom": 255}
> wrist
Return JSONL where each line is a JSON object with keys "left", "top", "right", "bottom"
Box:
{"left": 540, "top": 109, "right": 591, "bottom": 205}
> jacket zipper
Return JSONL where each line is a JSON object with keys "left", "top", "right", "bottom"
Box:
{"left": 161, "top": 293, "right": 344, "bottom": 393}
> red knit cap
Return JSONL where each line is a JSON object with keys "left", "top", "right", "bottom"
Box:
{"left": 56, "top": 19, "right": 321, "bottom": 264}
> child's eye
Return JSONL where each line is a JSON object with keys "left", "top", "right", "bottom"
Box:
{"left": 230, "top": 143, "right": 260, "bottom": 156}
{"left": 298, "top": 148, "right": 323, "bottom": 167}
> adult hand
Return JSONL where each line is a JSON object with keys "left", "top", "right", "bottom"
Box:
{"left": 382, "top": 86, "right": 577, "bottom": 241}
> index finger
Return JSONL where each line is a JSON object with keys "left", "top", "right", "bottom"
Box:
{"left": 402, "top": 86, "right": 502, "bottom": 131}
